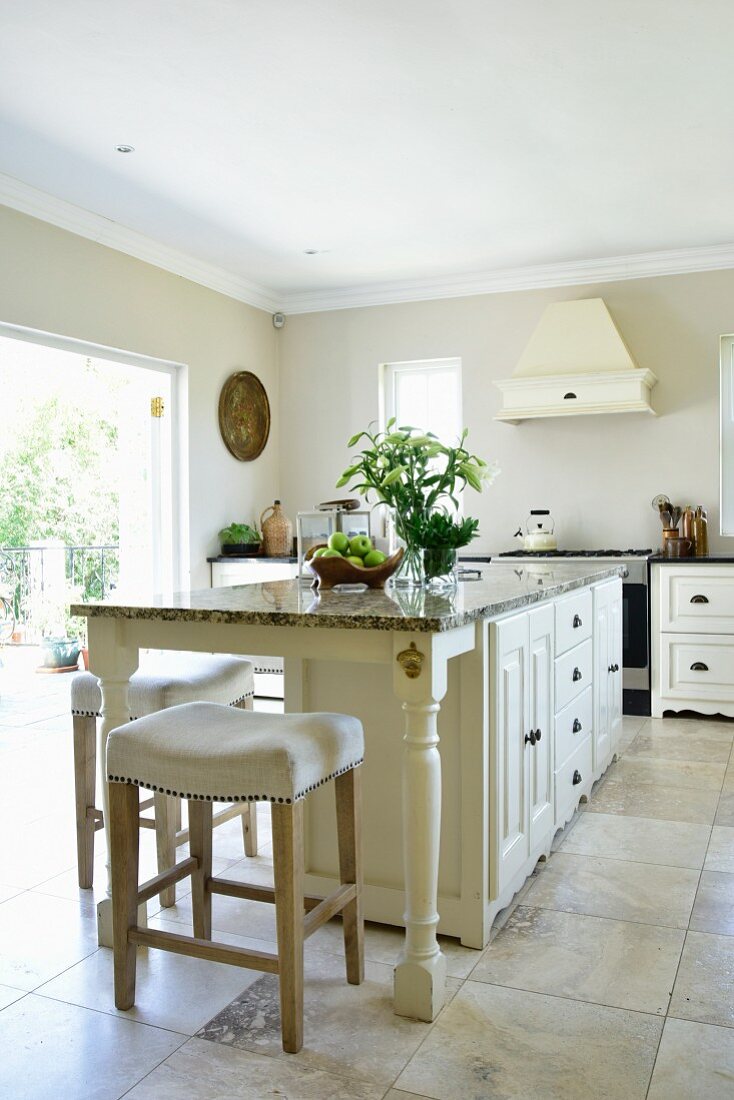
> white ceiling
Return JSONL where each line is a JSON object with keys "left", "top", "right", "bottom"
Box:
{"left": 2, "top": 0, "right": 734, "bottom": 311}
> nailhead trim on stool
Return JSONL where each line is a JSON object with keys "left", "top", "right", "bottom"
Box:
{"left": 106, "top": 702, "right": 365, "bottom": 806}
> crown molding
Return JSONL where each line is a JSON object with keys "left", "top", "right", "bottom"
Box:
{"left": 3, "top": 170, "right": 734, "bottom": 317}
{"left": 0, "top": 171, "right": 280, "bottom": 313}
{"left": 280, "top": 242, "right": 734, "bottom": 314}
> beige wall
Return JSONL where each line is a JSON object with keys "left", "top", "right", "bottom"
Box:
{"left": 0, "top": 205, "right": 278, "bottom": 588}
{"left": 279, "top": 271, "right": 734, "bottom": 554}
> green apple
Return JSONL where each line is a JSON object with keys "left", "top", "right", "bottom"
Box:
{"left": 345, "top": 555, "right": 365, "bottom": 567}
{"left": 348, "top": 534, "right": 373, "bottom": 558}
{"left": 363, "top": 549, "right": 387, "bottom": 568}
{"left": 328, "top": 531, "right": 350, "bottom": 554}
{"left": 312, "top": 547, "right": 328, "bottom": 558}
{"left": 321, "top": 548, "right": 342, "bottom": 558}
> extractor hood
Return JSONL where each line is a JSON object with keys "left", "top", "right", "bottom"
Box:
{"left": 494, "top": 298, "right": 658, "bottom": 423}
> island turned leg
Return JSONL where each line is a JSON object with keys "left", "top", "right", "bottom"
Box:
{"left": 87, "top": 617, "right": 139, "bottom": 948}
{"left": 392, "top": 636, "right": 448, "bottom": 1022}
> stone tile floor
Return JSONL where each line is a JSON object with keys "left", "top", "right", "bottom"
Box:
{"left": 0, "top": 647, "right": 732, "bottom": 1098}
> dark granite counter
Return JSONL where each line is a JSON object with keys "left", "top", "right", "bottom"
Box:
{"left": 72, "top": 562, "right": 622, "bottom": 634}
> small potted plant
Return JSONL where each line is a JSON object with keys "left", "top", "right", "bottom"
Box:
{"left": 410, "top": 511, "right": 480, "bottom": 589}
{"left": 218, "top": 522, "right": 262, "bottom": 556}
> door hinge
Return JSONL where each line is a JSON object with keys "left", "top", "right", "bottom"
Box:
{"left": 150, "top": 397, "right": 165, "bottom": 418}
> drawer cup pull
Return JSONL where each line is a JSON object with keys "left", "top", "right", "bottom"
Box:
{"left": 572, "top": 718, "right": 582, "bottom": 733}
{"left": 690, "top": 594, "right": 709, "bottom": 604}
{"left": 573, "top": 614, "right": 583, "bottom": 628}
{"left": 572, "top": 667, "right": 582, "bottom": 682}
{"left": 572, "top": 769, "right": 582, "bottom": 786}
{"left": 690, "top": 661, "right": 709, "bottom": 671}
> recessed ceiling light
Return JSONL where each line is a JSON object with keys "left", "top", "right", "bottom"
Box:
{"left": 116, "top": 144, "right": 135, "bottom": 153}
{"left": 303, "top": 249, "right": 319, "bottom": 255}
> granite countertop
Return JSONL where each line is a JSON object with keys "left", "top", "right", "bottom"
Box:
{"left": 71, "top": 562, "right": 623, "bottom": 634}
{"left": 650, "top": 555, "right": 734, "bottom": 565}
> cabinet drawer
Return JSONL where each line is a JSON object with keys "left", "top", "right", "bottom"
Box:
{"left": 555, "top": 686, "right": 593, "bottom": 770}
{"left": 555, "top": 638, "right": 593, "bottom": 711}
{"left": 555, "top": 735, "right": 592, "bottom": 824}
{"left": 659, "top": 567, "right": 734, "bottom": 633}
{"left": 555, "top": 589, "right": 593, "bottom": 656}
{"left": 661, "top": 632, "right": 734, "bottom": 701}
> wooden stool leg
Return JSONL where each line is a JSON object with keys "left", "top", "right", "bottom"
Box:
{"left": 189, "top": 800, "right": 213, "bottom": 939}
{"left": 272, "top": 801, "right": 304, "bottom": 1054}
{"left": 110, "top": 781, "right": 140, "bottom": 1010}
{"left": 73, "top": 715, "right": 97, "bottom": 889}
{"left": 335, "top": 767, "right": 364, "bottom": 985}
{"left": 154, "top": 793, "right": 177, "bottom": 907}
{"left": 240, "top": 803, "right": 259, "bottom": 856}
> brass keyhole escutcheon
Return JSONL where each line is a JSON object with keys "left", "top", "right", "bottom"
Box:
{"left": 396, "top": 641, "right": 425, "bottom": 679}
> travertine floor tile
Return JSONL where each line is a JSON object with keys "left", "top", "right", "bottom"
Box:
{"left": 308, "top": 916, "right": 479, "bottom": 979}
{"left": 37, "top": 922, "right": 263, "bottom": 1035}
{"left": 383, "top": 1092, "right": 434, "bottom": 1100}
{"left": 609, "top": 755, "right": 726, "bottom": 792}
{"left": 395, "top": 982, "right": 662, "bottom": 1100}
{"left": 689, "top": 870, "right": 734, "bottom": 935}
{"left": 197, "top": 954, "right": 436, "bottom": 1087}
{"left": 669, "top": 931, "right": 734, "bottom": 1027}
{"left": 0, "top": 890, "right": 98, "bottom": 990}
{"left": 0, "top": 984, "right": 25, "bottom": 1010}
{"left": 124, "top": 1036, "right": 384, "bottom": 1099}
{"left": 715, "top": 789, "right": 734, "bottom": 826}
{"left": 626, "top": 726, "right": 732, "bottom": 763}
{"left": 581, "top": 779, "right": 718, "bottom": 824}
{"left": 472, "top": 905, "right": 683, "bottom": 1014}
{"left": 524, "top": 852, "right": 699, "bottom": 928}
{"left": 0, "top": 994, "right": 183, "bottom": 1099}
{"left": 704, "top": 826, "right": 734, "bottom": 873}
{"left": 560, "top": 812, "right": 710, "bottom": 868}
{"left": 647, "top": 1017, "right": 734, "bottom": 1100}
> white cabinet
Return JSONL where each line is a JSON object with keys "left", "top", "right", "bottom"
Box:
{"left": 592, "top": 578, "right": 623, "bottom": 776}
{"left": 652, "top": 563, "right": 734, "bottom": 717}
{"left": 490, "top": 603, "right": 554, "bottom": 897}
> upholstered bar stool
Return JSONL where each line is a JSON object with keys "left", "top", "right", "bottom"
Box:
{"left": 107, "top": 701, "right": 364, "bottom": 1053}
{"left": 72, "top": 652, "right": 256, "bottom": 901}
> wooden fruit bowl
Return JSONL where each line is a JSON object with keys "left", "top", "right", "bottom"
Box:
{"left": 304, "top": 545, "right": 404, "bottom": 590}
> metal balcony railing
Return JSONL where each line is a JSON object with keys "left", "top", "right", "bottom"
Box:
{"left": 0, "top": 544, "right": 119, "bottom": 642}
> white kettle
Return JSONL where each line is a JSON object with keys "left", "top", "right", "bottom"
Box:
{"left": 514, "top": 510, "right": 558, "bottom": 552}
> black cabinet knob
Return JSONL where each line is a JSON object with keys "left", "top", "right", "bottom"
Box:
{"left": 525, "top": 730, "right": 537, "bottom": 746}
{"left": 608, "top": 664, "right": 614, "bottom": 673}
{"left": 614, "top": 663, "right": 619, "bottom": 672}
{"left": 572, "top": 718, "right": 582, "bottom": 733}
{"left": 573, "top": 614, "right": 582, "bottom": 628}
{"left": 572, "top": 667, "right": 582, "bottom": 682}
{"left": 572, "top": 769, "right": 582, "bottom": 786}
{"left": 690, "top": 661, "right": 709, "bottom": 671}
{"left": 690, "top": 594, "right": 709, "bottom": 604}
{"left": 535, "top": 728, "right": 542, "bottom": 742}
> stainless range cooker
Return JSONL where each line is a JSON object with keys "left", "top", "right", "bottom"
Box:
{"left": 498, "top": 549, "right": 652, "bottom": 715}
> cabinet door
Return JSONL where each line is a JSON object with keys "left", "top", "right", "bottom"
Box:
{"left": 491, "top": 613, "right": 530, "bottom": 896}
{"left": 593, "top": 582, "right": 612, "bottom": 772}
{"left": 608, "top": 580, "right": 623, "bottom": 752}
{"left": 528, "top": 604, "right": 554, "bottom": 848}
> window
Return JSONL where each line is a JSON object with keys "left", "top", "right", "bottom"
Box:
{"left": 721, "top": 335, "right": 734, "bottom": 534}
{"left": 382, "top": 357, "right": 462, "bottom": 444}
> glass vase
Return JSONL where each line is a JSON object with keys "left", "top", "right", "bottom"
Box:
{"left": 389, "top": 511, "right": 426, "bottom": 588}
{"left": 422, "top": 546, "right": 458, "bottom": 590}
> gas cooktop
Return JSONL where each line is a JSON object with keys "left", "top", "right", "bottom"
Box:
{"left": 499, "top": 549, "right": 654, "bottom": 558}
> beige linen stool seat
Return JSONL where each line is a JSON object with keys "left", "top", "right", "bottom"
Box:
{"left": 71, "top": 653, "right": 256, "bottom": 899}
{"left": 107, "top": 701, "right": 364, "bottom": 1053}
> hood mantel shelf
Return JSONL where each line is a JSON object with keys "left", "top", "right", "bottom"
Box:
{"left": 494, "top": 298, "right": 658, "bottom": 424}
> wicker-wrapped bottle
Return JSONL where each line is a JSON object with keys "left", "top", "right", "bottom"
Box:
{"left": 260, "top": 500, "right": 293, "bottom": 558}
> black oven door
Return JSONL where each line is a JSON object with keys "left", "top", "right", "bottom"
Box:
{"left": 623, "top": 581, "right": 648, "bottom": 669}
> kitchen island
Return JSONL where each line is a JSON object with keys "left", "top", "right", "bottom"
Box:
{"left": 73, "top": 560, "right": 622, "bottom": 1022}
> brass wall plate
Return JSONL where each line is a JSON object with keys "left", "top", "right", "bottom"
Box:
{"left": 218, "top": 371, "right": 271, "bottom": 461}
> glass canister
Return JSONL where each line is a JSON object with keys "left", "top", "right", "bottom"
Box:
{"left": 260, "top": 500, "right": 293, "bottom": 557}
{"left": 422, "top": 547, "right": 458, "bottom": 590}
